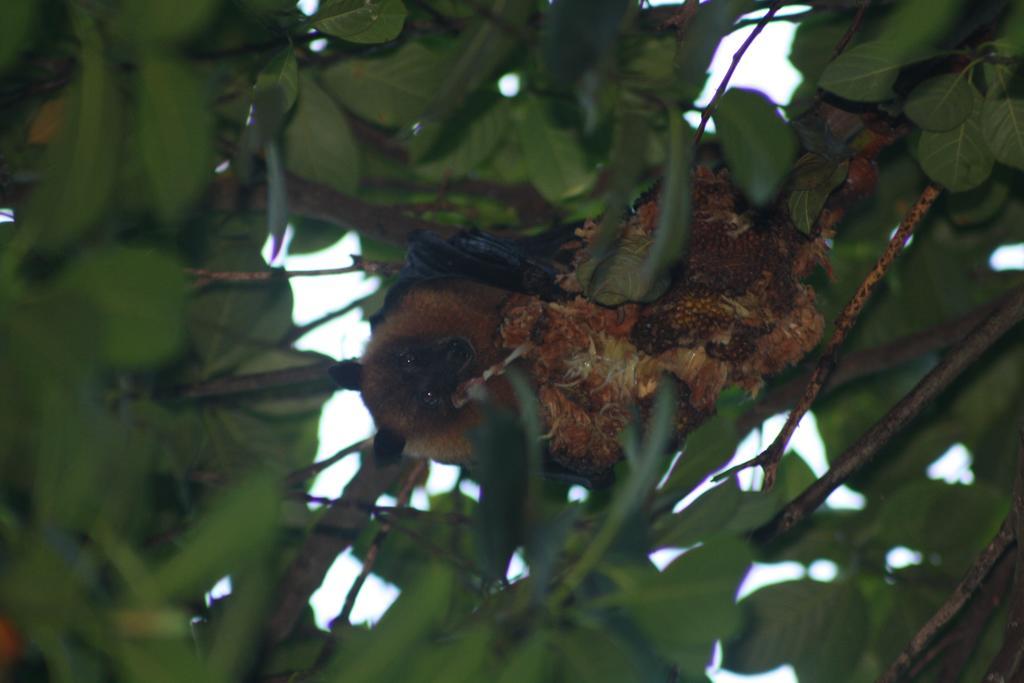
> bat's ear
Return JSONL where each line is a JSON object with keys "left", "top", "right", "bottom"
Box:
{"left": 328, "top": 360, "right": 362, "bottom": 390}
{"left": 373, "top": 428, "right": 405, "bottom": 466}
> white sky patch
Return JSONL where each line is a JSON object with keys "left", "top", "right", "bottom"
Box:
{"left": 737, "top": 562, "right": 806, "bottom": 600}
{"left": 426, "top": 462, "right": 462, "bottom": 495}
{"left": 713, "top": 665, "right": 799, "bottom": 683}
{"left": 498, "top": 73, "right": 522, "bottom": 97}
{"left": 807, "top": 559, "right": 838, "bottom": 582}
{"left": 650, "top": 546, "right": 689, "bottom": 570}
{"left": 567, "top": 484, "right": 589, "bottom": 503}
{"left": 886, "top": 546, "right": 924, "bottom": 571}
{"left": 310, "top": 37, "right": 329, "bottom": 52}
{"left": 310, "top": 549, "right": 400, "bottom": 628}
{"left": 298, "top": 0, "right": 319, "bottom": 16}
{"left": 990, "top": 243, "right": 1024, "bottom": 271}
{"left": 205, "top": 575, "right": 233, "bottom": 606}
{"left": 926, "top": 443, "right": 975, "bottom": 485}
{"left": 683, "top": 11, "right": 804, "bottom": 132}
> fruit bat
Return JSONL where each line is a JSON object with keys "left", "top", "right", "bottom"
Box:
{"left": 330, "top": 168, "right": 829, "bottom": 487}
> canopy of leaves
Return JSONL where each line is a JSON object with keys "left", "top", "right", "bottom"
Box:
{"left": 1, "top": 1, "right": 1023, "bottom": 682}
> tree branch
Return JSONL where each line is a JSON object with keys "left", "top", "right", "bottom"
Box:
{"left": 210, "top": 172, "right": 458, "bottom": 246}
{"left": 719, "top": 183, "right": 942, "bottom": 486}
{"left": 737, "top": 288, "right": 1016, "bottom": 434}
{"left": 982, "top": 430, "right": 1024, "bottom": 680}
{"left": 171, "top": 360, "right": 336, "bottom": 400}
{"left": 875, "top": 520, "right": 1015, "bottom": 683}
{"left": 753, "top": 283, "right": 1024, "bottom": 544}
{"left": 264, "top": 456, "right": 408, "bottom": 646}
{"left": 693, "top": 0, "right": 785, "bottom": 146}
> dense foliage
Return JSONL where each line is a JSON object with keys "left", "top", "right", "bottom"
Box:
{"left": 1, "top": 0, "right": 1023, "bottom": 681}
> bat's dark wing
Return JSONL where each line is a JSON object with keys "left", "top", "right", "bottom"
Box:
{"left": 372, "top": 227, "right": 578, "bottom": 327}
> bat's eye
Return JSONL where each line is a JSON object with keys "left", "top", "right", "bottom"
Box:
{"left": 444, "top": 337, "right": 473, "bottom": 366}
{"left": 418, "top": 390, "right": 441, "bottom": 407}
{"left": 398, "top": 350, "right": 420, "bottom": 367}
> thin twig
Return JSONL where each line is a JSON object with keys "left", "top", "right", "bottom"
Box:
{"left": 284, "top": 439, "right": 369, "bottom": 488}
{"left": 309, "top": 460, "right": 428, "bottom": 670}
{"left": 693, "top": 0, "right": 784, "bottom": 146}
{"left": 831, "top": 0, "right": 871, "bottom": 59}
{"left": 336, "top": 460, "right": 426, "bottom": 627}
{"left": 982, "top": 430, "right": 1024, "bottom": 680}
{"left": 875, "top": 521, "right": 1015, "bottom": 683}
{"left": 718, "top": 183, "right": 942, "bottom": 487}
{"left": 753, "top": 284, "right": 1024, "bottom": 544}
{"left": 171, "top": 360, "right": 335, "bottom": 400}
{"left": 264, "top": 456, "right": 407, "bottom": 646}
{"left": 186, "top": 257, "right": 400, "bottom": 285}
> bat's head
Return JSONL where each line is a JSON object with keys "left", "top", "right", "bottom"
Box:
{"left": 329, "top": 279, "right": 512, "bottom": 465}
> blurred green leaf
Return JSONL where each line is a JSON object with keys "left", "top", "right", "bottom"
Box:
{"left": 495, "top": 632, "right": 551, "bottom": 683}
{"left": 787, "top": 156, "right": 849, "bottom": 234}
{"left": 325, "top": 565, "right": 453, "bottom": 683}
{"left": 285, "top": 74, "right": 360, "bottom": 193}
{"left": 919, "top": 98, "right": 994, "bottom": 191}
{"left": 137, "top": 57, "right": 213, "bottom": 223}
{"left": 470, "top": 404, "right": 530, "bottom": 581}
{"left": 0, "top": 0, "right": 34, "bottom": 72}
{"left": 58, "top": 247, "right": 186, "bottom": 367}
{"left": 904, "top": 74, "right": 977, "bottom": 132}
{"left": 714, "top": 88, "right": 797, "bottom": 206}
{"left": 875, "top": 0, "right": 961, "bottom": 62}
{"left": 982, "top": 96, "right": 1024, "bottom": 170}
{"left": 315, "top": 0, "right": 406, "bottom": 44}
{"left": 945, "top": 174, "right": 1010, "bottom": 224}
{"left": 152, "top": 473, "right": 280, "bottom": 600}
{"left": 28, "top": 20, "right": 121, "bottom": 249}
{"left": 516, "top": 96, "right": 594, "bottom": 201}
{"left": 674, "top": 0, "right": 752, "bottom": 102}
{"left": 542, "top": 0, "right": 629, "bottom": 85}
{"left": 725, "top": 580, "right": 869, "bottom": 681}
{"left": 322, "top": 42, "right": 450, "bottom": 128}
{"left": 121, "top": 0, "right": 220, "bottom": 44}
{"left": 819, "top": 41, "right": 905, "bottom": 102}
{"left": 255, "top": 47, "right": 299, "bottom": 115}
{"left": 420, "top": 0, "right": 534, "bottom": 120}
{"left": 642, "top": 109, "right": 690, "bottom": 284}
{"left": 412, "top": 93, "right": 513, "bottom": 179}
{"left": 601, "top": 537, "right": 750, "bottom": 665}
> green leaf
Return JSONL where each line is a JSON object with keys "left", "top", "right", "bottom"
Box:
{"left": 284, "top": 73, "right": 360, "bottom": 194}
{"left": 326, "top": 566, "right": 453, "bottom": 683}
{"left": 516, "top": 96, "right": 594, "bottom": 201}
{"left": 0, "top": 0, "right": 34, "bottom": 72}
{"left": 787, "top": 158, "right": 849, "bottom": 234}
{"left": 714, "top": 89, "right": 797, "bottom": 206}
{"left": 58, "top": 247, "right": 186, "bottom": 367}
{"left": 818, "top": 41, "right": 904, "bottom": 102}
{"left": 137, "top": 57, "right": 213, "bottom": 222}
{"left": 904, "top": 74, "right": 978, "bottom": 132}
{"left": 152, "top": 474, "right": 280, "bottom": 600}
{"left": 411, "top": 93, "right": 513, "bottom": 180}
{"left": 874, "top": 0, "right": 960, "bottom": 62}
{"left": 322, "top": 42, "right": 449, "bottom": 127}
{"left": 542, "top": 0, "right": 630, "bottom": 85}
{"left": 919, "top": 100, "right": 994, "bottom": 191}
{"left": 946, "top": 175, "right": 1009, "bottom": 225}
{"left": 495, "top": 633, "right": 550, "bottom": 683}
{"left": 419, "top": 0, "right": 534, "bottom": 120}
{"left": 982, "top": 97, "right": 1024, "bottom": 170}
{"left": 725, "top": 580, "right": 869, "bottom": 681}
{"left": 315, "top": 0, "right": 407, "bottom": 44}
{"left": 28, "top": 20, "right": 121, "bottom": 249}
{"left": 255, "top": 47, "right": 299, "bottom": 115}
{"left": 673, "top": 0, "right": 753, "bottom": 101}
{"left": 655, "top": 481, "right": 742, "bottom": 548}
{"left": 470, "top": 404, "right": 531, "bottom": 581}
{"left": 598, "top": 537, "right": 751, "bottom": 672}
{"left": 642, "top": 108, "right": 690, "bottom": 284}
{"left": 122, "top": 0, "right": 219, "bottom": 44}
{"left": 187, "top": 238, "right": 294, "bottom": 376}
